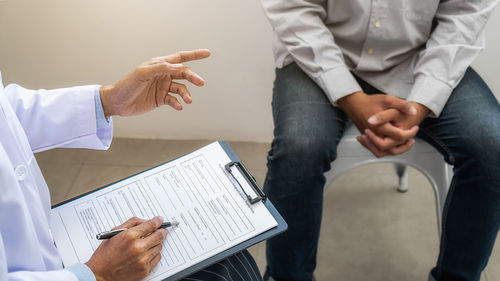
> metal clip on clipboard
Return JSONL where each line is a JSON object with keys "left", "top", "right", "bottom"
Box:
{"left": 225, "top": 162, "right": 266, "bottom": 204}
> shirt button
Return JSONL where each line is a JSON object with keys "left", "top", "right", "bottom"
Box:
{"left": 15, "top": 164, "right": 28, "bottom": 181}
{"left": 367, "top": 48, "right": 374, "bottom": 54}
{"left": 374, "top": 20, "right": 381, "bottom": 28}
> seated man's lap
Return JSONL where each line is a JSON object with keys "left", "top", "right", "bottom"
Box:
{"left": 182, "top": 250, "right": 262, "bottom": 281}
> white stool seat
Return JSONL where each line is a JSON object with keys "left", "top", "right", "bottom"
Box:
{"left": 324, "top": 124, "right": 453, "bottom": 235}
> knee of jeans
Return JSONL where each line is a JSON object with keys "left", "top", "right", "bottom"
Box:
{"left": 269, "top": 133, "right": 336, "bottom": 173}
{"left": 455, "top": 129, "right": 500, "bottom": 174}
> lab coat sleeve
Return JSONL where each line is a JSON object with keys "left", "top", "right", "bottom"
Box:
{"left": 0, "top": 233, "right": 79, "bottom": 281}
{"left": 3, "top": 84, "right": 113, "bottom": 153}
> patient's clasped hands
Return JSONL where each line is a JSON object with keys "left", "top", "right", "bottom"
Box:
{"left": 338, "top": 91, "right": 430, "bottom": 158}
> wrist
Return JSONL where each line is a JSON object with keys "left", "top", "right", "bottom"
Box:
{"left": 409, "top": 102, "right": 430, "bottom": 119}
{"left": 99, "top": 85, "right": 116, "bottom": 117}
{"left": 84, "top": 261, "right": 107, "bottom": 281}
{"left": 337, "top": 91, "right": 365, "bottom": 111}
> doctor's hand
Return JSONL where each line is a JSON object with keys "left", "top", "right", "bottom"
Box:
{"left": 337, "top": 91, "right": 419, "bottom": 158}
{"left": 99, "top": 49, "right": 211, "bottom": 117}
{"left": 85, "top": 216, "right": 167, "bottom": 281}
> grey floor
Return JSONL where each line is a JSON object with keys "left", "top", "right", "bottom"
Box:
{"left": 36, "top": 139, "right": 500, "bottom": 281}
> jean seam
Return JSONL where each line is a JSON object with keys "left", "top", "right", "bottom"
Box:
{"left": 418, "top": 125, "right": 456, "bottom": 280}
{"left": 419, "top": 126, "right": 455, "bottom": 165}
{"left": 434, "top": 171, "right": 457, "bottom": 280}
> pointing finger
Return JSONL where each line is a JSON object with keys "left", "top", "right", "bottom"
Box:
{"left": 113, "top": 217, "right": 146, "bottom": 230}
{"left": 156, "top": 49, "right": 211, "bottom": 64}
{"left": 143, "top": 63, "right": 205, "bottom": 86}
{"left": 140, "top": 62, "right": 185, "bottom": 79}
{"left": 128, "top": 216, "right": 163, "bottom": 239}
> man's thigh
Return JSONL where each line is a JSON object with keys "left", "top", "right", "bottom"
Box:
{"left": 418, "top": 67, "right": 500, "bottom": 168}
{"left": 270, "top": 62, "right": 348, "bottom": 173}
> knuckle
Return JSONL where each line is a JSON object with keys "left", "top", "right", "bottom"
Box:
{"left": 167, "top": 96, "right": 178, "bottom": 105}
{"left": 130, "top": 217, "right": 141, "bottom": 224}
{"left": 139, "top": 255, "right": 150, "bottom": 266}
{"left": 380, "top": 144, "right": 391, "bottom": 151}
{"left": 131, "top": 242, "right": 144, "bottom": 255}
{"left": 145, "top": 219, "right": 157, "bottom": 229}
{"left": 123, "top": 231, "right": 136, "bottom": 241}
{"left": 138, "top": 264, "right": 150, "bottom": 277}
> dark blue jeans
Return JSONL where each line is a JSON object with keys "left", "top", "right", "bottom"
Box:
{"left": 264, "top": 62, "right": 500, "bottom": 281}
{"left": 182, "top": 250, "right": 262, "bottom": 281}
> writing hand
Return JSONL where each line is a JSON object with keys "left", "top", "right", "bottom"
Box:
{"left": 99, "top": 49, "right": 211, "bottom": 117}
{"left": 85, "top": 216, "right": 167, "bottom": 281}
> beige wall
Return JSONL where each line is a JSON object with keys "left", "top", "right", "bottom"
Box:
{"left": 1, "top": 0, "right": 499, "bottom": 142}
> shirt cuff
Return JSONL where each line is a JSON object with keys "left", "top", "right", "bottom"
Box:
{"left": 94, "top": 86, "right": 111, "bottom": 129}
{"left": 406, "top": 74, "right": 453, "bottom": 118}
{"left": 66, "top": 264, "right": 97, "bottom": 281}
{"left": 317, "top": 66, "right": 362, "bottom": 105}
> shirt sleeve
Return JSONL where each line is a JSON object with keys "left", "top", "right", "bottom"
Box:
{"left": 66, "top": 264, "right": 97, "bottom": 281}
{"left": 94, "top": 87, "right": 113, "bottom": 144}
{"left": 3, "top": 84, "right": 113, "bottom": 152}
{"left": 0, "top": 233, "right": 79, "bottom": 281}
{"left": 407, "top": 0, "right": 499, "bottom": 117}
{"left": 261, "top": 0, "right": 362, "bottom": 104}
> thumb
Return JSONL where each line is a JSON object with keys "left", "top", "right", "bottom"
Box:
{"left": 368, "top": 108, "right": 400, "bottom": 126}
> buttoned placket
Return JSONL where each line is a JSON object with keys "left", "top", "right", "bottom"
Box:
{"left": 356, "top": 0, "right": 387, "bottom": 71}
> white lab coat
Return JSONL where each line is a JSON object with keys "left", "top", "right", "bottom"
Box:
{"left": 0, "top": 72, "right": 112, "bottom": 280}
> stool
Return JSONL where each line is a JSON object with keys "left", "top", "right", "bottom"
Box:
{"left": 324, "top": 124, "right": 453, "bottom": 235}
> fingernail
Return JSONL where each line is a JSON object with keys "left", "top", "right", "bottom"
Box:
{"left": 409, "top": 106, "right": 417, "bottom": 115}
{"left": 368, "top": 116, "right": 378, "bottom": 124}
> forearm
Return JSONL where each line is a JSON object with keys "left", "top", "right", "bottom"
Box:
{"left": 261, "top": 0, "right": 362, "bottom": 104}
{"left": 5, "top": 269, "right": 80, "bottom": 281}
{"left": 407, "top": 0, "right": 498, "bottom": 117}
{"left": 4, "top": 84, "right": 112, "bottom": 152}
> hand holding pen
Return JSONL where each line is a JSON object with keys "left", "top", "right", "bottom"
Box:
{"left": 97, "top": 220, "right": 179, "bottom": 240}
{"left": 85, "top": 216, "right": 176, "bottom": 281}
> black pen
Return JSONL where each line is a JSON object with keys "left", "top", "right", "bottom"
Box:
{"left": 96, "top": 221, "right": 180, "bottom": 240}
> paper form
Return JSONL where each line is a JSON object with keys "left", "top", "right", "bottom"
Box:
{"left": 50, "top": 142, "right": 278, "bottom": 281}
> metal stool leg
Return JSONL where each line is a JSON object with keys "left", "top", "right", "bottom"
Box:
{"left": 395, "top": 163, "right": 409, "bottom": 193}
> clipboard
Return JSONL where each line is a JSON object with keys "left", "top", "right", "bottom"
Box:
{"left": 51, "top": 141, "right": 287, "bottom": 281}
{"left": 166, "top": 141, "right": 287, "bottom": 280}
